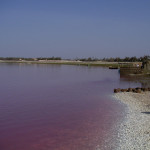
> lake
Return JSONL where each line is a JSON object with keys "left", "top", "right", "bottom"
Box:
{"left": 0, "top": 63, "right": 141, "bottom": 150}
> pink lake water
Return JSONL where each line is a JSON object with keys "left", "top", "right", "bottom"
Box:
{"left": 0, "top": 63, "right": 141, "bottom": 150}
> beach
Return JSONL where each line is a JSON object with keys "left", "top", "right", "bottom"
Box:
{"left": 114, "top": 92, "right": 150, "bottom": 150}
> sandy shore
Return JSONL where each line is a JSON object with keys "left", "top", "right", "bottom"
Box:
{"left": 114, "top": 92, "right": 150, "bottom": 150}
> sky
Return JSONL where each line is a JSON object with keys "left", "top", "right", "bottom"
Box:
{"left": 0, "top": 0, "right": 150, "bottom": 59}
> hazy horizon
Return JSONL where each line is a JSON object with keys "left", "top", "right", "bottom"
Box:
{"left": 0, "top": 0, "right": 150, "bottom": 58}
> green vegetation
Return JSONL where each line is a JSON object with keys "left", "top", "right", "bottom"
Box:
{"left": 37, "top": 57, "right": 61, "bottom": 60}
{"left": 0, "top": 57, "right": 61, "bottom": 61}
{"left": 75, "top": 55, "right": 150, "bottom": 62}
{"left": 0, "top": 57, "right": 34, "bottom": 61}
{"left": 0, "top": 56, "right": 149, "bottom": 70}
{"left": 0, "top": 55, "right": 149, "bottom": 62}
{"left": 102, "top": 55, "right": 150, "bottom": 62}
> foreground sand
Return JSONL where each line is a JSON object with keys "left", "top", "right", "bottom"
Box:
{"left": 114, "top": 92, "right": 150, "bottom": 150}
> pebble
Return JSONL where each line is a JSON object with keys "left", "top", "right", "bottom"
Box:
{"left": 113, "top": 92, "right": 150, "bottom": 150}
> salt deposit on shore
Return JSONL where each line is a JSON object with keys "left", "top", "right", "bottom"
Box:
{"left": 114, "top": 92, "right": 150, "bottom": 150}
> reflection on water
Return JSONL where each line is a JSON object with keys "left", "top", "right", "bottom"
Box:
{"left": 120, "top": 73, "right": 150, "bottom": 88}
{"left": 0, "top": 63, "right": 142, "bottom": 150}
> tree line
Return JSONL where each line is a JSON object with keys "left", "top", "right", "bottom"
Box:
{"left": 0, "top": 57, "right": 62, "bottom": 61}
{"left": 76, "top": 55, "right": 150, "bottom": 62}
{"left": 0, "top": 55, "right": 149, "bottom": 62}
{"left": 102, "top": 55, "right": 150, "bottom": 62}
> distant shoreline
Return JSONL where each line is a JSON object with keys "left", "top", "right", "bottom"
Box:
{"left": 0, "top": 60, "right": 131, "bottom": 67}
{"left": 114, "top": 92, "right": 150, "bottom": 150}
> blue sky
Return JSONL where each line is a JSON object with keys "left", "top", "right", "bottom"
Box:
{"left": 0, "top": 0, "right": 150, "bottom": 58}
